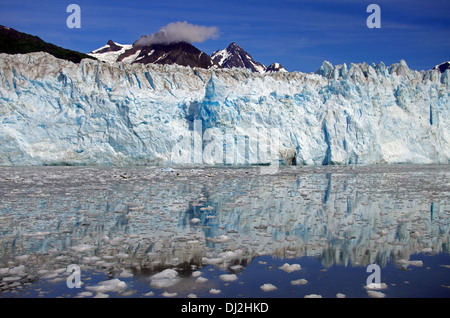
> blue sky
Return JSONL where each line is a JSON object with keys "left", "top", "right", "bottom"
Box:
{"left": 1, "top": 0, "right": 449, "bottom": 73}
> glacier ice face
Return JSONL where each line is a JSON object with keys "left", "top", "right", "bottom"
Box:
{"left": 0, "top": 52, "right": 449, "bottom": 166}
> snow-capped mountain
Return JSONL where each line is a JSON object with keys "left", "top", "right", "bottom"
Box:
{"left": 90, "top": 40, "right": 214, "bottom": 68}
{"left": 211, "top": 42, "right": 267, "bottom": 74}
{"left": 127, "top": 42, "right": 214, "bottom": 68}
{"left": 266, "top": 63, "right": 287, "bottom": 73}
{"left": 90, "top": 39, "right": 284, "bottom": 73}
{"left": 433, "top": 61, "right": 450, "bottom": 73}
{"left": 0, "top": 52, "right": 448, "bottom": 166}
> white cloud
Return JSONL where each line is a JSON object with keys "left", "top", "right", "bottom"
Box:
{"left": 134, "top": 21, "right": 219, "bottom": 46}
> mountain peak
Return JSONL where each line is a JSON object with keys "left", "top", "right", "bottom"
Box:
{"left": 266, "top": 63, "right": 288, "bottom": 73}
{"left": 227, "top": 42, "right": 240, "bottom": 49}
{"left": 433, "top": 61, "right": 450, "bottom": 73}
{"left": 211, "top": 42, "right": 266, "bottom": 74}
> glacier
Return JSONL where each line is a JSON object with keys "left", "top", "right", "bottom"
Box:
{"left": 0, "top": 52, "right": 449, "bottom": 166}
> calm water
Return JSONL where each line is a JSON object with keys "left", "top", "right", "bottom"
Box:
{"left": 0, "top": 165, "right": 449, "bottom": 298}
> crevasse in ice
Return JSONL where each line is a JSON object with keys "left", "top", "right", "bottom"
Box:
{"left": 0, "top": 52, "right": 448, "bottom": 166}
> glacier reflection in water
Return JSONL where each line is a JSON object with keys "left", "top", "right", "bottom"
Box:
{"left": 0, "top": 165, "right": 448, "bottom": 297}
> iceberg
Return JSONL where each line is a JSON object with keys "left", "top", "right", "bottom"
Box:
{"left": 0, "top": 52, "right": 448, "bottom": 166}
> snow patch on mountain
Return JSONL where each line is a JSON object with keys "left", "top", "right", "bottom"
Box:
{"left": 89, "top": 41, "right": 133, "bottom": 63}
{"left": 266, "top": 63, "right": 287, "bottom": 73}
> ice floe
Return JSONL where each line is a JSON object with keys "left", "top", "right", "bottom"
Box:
{"left": 150, "top": 269, "right": 180, "bottom": 288}
{"left": 366, "top": 290, "right": 386, "bottom": 298}
{"left": 304, "top": 294, "right": 322, "bottom": 298}
{"left": 291, "top": 279, "right": 308, "bottom": 285}
{"left": 219, "top": 274, "right": 238, "bottom": 282}
{"left": 260, "top": 283, "right": 277, "bottom": 292}
{"left": 279, "top": 263, "right": 301, "bottom": 273}
{"left": 85, "top": 279, "right": 127, "bottom": 293}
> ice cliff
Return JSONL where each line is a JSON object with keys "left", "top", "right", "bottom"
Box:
{"left": 0, "top": 52, "right": 449, "bottom": 166}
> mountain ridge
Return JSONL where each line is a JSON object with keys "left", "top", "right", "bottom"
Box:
{"left": 0, "top": 25, "right": 96, "bottom": 64}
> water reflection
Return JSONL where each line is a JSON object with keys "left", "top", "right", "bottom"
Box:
{"left": 0, "top": 165, "right": 448, "bottom": 295}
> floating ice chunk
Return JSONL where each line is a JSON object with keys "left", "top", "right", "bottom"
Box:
{"left": 202, "top": 258, "right": 223, "bottom": 266}
{"left": 304, "top": 294, "right": 322, "bottom": 298}
{"left": 336, "top": 293, "right": 346, "bottom": 298}
{"left": 15, "top": 255, "right": 30, "bottom": 262}
{"left": 202, "top": 249, "right": 243, "bottom": 265}
{"left": 9, "top": 265, "right": 25, "bottom": 276}
{"left": 71, "top": 244, "right": 95, "bottom": 253}
{"left": 86, "top": 278, "right": 127, "bottom": 293}
{"left": 187, "top": 293, "right": 197, "bottom": 298}
{"left": 291, "top": 279, "right": 308, "bottom": 285}
{"left": 365, "top": 283, "right": 388, "bottom": 290}
{"left": 421, "top": 247, "right": 433, "bottom": 253}
{"left": 220, "top": 250, "right": 242, "bottom": 259}
{"left": 279, "top": 263, "right": 301, "bottom": 273}
{"left": 408, "top": 260, "right": 423, "bottom": 267}
{"left": 207, "top": 235, "right": 230, "bottom": 243}
{"left": 191, "top": 271, "right": 202, "bottom": 277}
{"left": 397, "top": 259, "right": 423, "bottom": 267}
{"left": 220, "top": 274, "right": 237, "bottom": 282}
{"left": 150, "top": 269, "right": 180, "bottom": 288}
{"left": 110, "top": 237, "right": 124, "bottom": 246}
{"left": 3, "top": 276, "right": 22, "bottom": 282}
{"left": 260, "top": 283, "right": 277, "bottom": 292}
{"left": 93, "top": 292, "right": 109, "bottom": 298}
{"left": 119, "top": 270, "right": 134, "bottom": 278}
{"left": 53, "top": 268, "right": 66, "bottom": 274}
{"left": 0, "top": 268, "right": 9, "bottom": 276}
{"left": 162, "top": 291, "right": 177, "bottom": 297}
{"left": 82, "top": 256, "right": 101, "bottom": 264}
{"left": 196, "top": 277, "right": 208, "bottom": 283}
{"left": 209, "top": 288, "right": 221, "bottom": 294}
{"left": 23, "top": 232, "right": 51, "bottom": 237}
{"left": 367, "top": 290, "right": 386, "bottom": 298}
{"left": 190, "top": 218, "right": 201, "bottom": 224}
{"left": 230, "top": 265, "right": 244, "bottom": 272}
{"left": 77, "top": 291, "right": 94, "bottom": 297}
{"left": 42, "top": 272, "right": 59, "bottom": 280}
{"left": 143, "top": 291, "right": 155, "bottom": 296}
{"left": 48, "top": 277, "right": 67, "bottom": 284}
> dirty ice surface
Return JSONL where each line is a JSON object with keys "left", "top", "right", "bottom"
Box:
{"left": 0, "top": 165, "right": 449, "bottom": 298}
